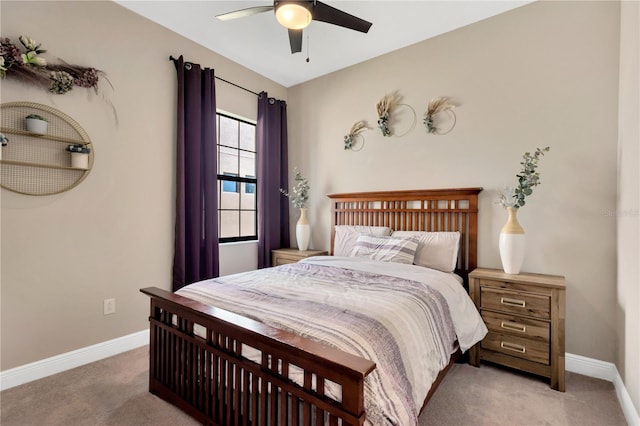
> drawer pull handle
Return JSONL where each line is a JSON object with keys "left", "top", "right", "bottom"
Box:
{"left": 501, "top": 297, "right": 526, "bottom": 308}
{"left": 501, "top": 321, "right": 526, "bottom": 333}
{"left": 501, "top": 341, "right": 526, "bottom": 353}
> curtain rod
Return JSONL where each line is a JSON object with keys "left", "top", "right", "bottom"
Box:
{"left": 169, "top": 56, "right": 260, "bottom": 97}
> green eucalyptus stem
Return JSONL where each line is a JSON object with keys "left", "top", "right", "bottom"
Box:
{"left": 377, "top": 113, "right": 391, "bottom": 137}
{"left": 280, "top": 171, "right": 309, "bottom": 209}
{"left": 499, "top": 147, "right": 550, "bottom": 209}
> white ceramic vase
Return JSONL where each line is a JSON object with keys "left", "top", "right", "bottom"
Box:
{"left": 499, "top": 207, "right": 525, "bottom": 274}
{"left": 296, "top": 207, "right": 310, "bottom": 251}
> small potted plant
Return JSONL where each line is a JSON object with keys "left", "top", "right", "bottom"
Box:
{"left": 67, "top": 143, "right": 91, "bottom": 169}
{"left": 0, "top": 133, "right": 8, "bottom": 161}
{"left": 25, "top": 114, "right": 48, "bottom": 135}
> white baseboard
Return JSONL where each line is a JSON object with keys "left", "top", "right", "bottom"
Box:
{"left": 0, "top": 329, "right": 149, "bottom": 392}
{"left": 566, "top": 352, "right": 616, "bottom": 381}
{"left": 567, "top": 352, "right": 640, "bottom": 426}
{"left": 1, "top": 339, "right": 638, "bottom": 425}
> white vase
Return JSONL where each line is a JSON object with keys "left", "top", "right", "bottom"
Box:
{"left": 296, "top": 207, "right": 310, "bottom": 251}
{"left": 499, "top": 207, "right": 526, "bottom": 274}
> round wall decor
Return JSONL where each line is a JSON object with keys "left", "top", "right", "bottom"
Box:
{"left": 0, "top": 102, "right": 93, "bottom": 195}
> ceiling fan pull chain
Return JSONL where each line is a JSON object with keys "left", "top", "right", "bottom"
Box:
{"left": 306, "top": 28, "right": 311, "bottom": 63}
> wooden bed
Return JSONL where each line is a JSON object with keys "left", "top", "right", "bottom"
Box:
{"left": 141, "top": 187, "right": 482, "bottom": 426}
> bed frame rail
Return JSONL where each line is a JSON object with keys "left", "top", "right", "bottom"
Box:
{"left": 141, "top": 286, "right": 376, "bottom": 426}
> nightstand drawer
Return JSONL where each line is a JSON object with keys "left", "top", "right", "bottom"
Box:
{"left": 275, "top": 257, "right": 298, "bottom": 266}
{"left": 481, "top": 332, "right": 550, "bottom": 365}
{"left": 482, "top": 311, "right": 549, "bottom": 343}
{"left": 481, "top": 285, "right": 550, "bottom": 319}
{"left": 271, "top": 248, "right": 328, "bottom": 267}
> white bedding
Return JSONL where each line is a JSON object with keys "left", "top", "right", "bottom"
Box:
{"left": 178, "top": 256, "right": 487, "bottom": 425}
{"left": 304, "top": 256, "right": 487, "bottom": 352}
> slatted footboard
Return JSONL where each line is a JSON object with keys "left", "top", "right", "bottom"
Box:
{"left": 141, "top": 287, "right": 376, "bottom": 426}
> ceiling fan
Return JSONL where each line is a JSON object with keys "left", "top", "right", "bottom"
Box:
{"left": 216, "top": 1, "right": 373, "bottom": 54}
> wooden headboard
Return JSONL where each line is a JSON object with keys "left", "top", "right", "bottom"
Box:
{"left": 327, "top": 187, "right": 483, "bottom": 280}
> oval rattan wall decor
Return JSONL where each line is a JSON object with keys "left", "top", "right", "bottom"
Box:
{"left": 0, "top": 102, "right": 93, "bottom": 196}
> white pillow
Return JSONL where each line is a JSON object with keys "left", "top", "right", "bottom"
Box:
{"left": 350, "top": 235, "right": 419, "bottom": 264}
{"left": 391, "top": 231, "right": 461, "bottom": 272}
{"left": 333, "top": 225, "right": 392, "bottom": 256}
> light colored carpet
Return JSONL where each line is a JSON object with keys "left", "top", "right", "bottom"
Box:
{"left": 420, "top": 359, "right": 626, "bottom": 426}
{"left": 0, "top": 346, "right": 626, "bottom": 425}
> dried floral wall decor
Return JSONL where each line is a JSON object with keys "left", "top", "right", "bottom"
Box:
{"left": 423, "top": 97, "right": 457, "bottom": 135}
{"left": 1, "top": 35, "right": 115, "bottom": 119}
{"left": 375, "top": 92, "right": 417, "bottom": 138}
{"left": 375, "top": 92, "right": 401, "bottom": 137}
{"left": 343, "top": 120, "right": 369, "bottom": 151}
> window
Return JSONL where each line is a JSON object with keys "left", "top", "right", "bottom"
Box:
{"left": 217, "top": 113, "right": 257, "bottom": 243}
{"left": 245, "top": 175, "right": 256, "bottom": 194}
{"left": 222, "top": 173, "right": 239, "bottom": 193}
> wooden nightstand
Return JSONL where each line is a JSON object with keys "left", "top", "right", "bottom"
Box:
{"left": 468, "top": 268, "right": 566, "bottom": 391}
{"left": 271, "top": 248, "right": 328, "bottom": 266}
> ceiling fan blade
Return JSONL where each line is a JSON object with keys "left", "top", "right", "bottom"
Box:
{"left": 311, "top": 1, "right": 372, "bottom": 33}
{"left": 288, "top": 29, "right": 303, "bottom": 53}
{"left": 216, "top": 6, "right": 274, "bottom": 21}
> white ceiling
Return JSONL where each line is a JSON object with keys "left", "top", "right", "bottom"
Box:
{"left": 116, "top": 1, "right": 534, "bottom": 88}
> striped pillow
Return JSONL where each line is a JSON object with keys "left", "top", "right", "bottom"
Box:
{"left": 333, "top": 225, "right": 392, "bottom": 256}
{"left": 350, "top": 235, "right": 419, "bottom": 264}
{"left": 391, "top": 231, "right": 461, "bottom": 272}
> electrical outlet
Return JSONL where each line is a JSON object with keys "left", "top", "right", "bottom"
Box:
{"left": 103, "top": 298, "right": 116, "bottom": 315}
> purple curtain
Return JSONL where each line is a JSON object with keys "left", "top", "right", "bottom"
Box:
{"left": 172, "top": 55, "right": 219, "bottom": 291}
{"left": 257, "top": 92, "right": 290, "bottom": 268}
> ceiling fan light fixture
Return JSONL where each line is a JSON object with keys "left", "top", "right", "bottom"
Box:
{"left": 275, "top": 2, "right": 312, "bottom": 30}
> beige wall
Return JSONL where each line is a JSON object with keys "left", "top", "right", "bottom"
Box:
{"left": 287, "top": 0, "right": 621, "bottom": 363}
{"left": 617, "top": 0, "right": 640, "bottom": 414}
{"left": 0, "top": 1, "right": 635, "bottom": 411}
{"left": 0, "top": 0, "right": 285, "bottom": 370}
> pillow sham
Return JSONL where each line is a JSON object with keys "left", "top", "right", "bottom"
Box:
{"left": 333, "top": 225, "right": 392, "bottom": 256}
{"left": 391, "top": 231, "right": 461, "bottom": 272}
{"left": 349, "top": 235, "right": 419, "bottom": 264}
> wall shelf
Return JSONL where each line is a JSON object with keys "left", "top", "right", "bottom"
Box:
{"left": 1, "top": 159, "right": 88, "bottom": 171}
{"left": 0, "top": 102, "right": 94, "bottom": 195}
{"left": 1, "top": 127, "right": 87, "bottom": 145}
